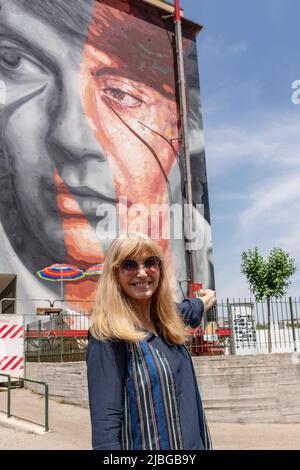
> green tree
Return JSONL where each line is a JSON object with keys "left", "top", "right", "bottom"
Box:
{"left": 241, "top": 247, "right": 297, "bottom": 352}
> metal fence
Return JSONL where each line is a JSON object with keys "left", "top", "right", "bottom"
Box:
{"left": 188, "top": 297, "right": 300, "bottom": 356}
{"left": 20, "top": 297, "right": 300, "bottom": 362}
{"left": 24, "top": 313, "right": 89, "bottom": 363}
{"left": 0, "top": 373, "right": 49, "bottom": 431}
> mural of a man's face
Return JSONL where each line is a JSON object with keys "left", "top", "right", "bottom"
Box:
{"left": 0, "top": 0, "right": 214, "bottom": 307}
{"left": 0, "top": 0, "right": 179, "bottom": 273}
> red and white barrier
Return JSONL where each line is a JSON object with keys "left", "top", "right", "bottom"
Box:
{"left": 0, "top": 315, "right": 24, "bottom": 381}
{"left": 0, "top": 324, "right": 23, "bottom": 339}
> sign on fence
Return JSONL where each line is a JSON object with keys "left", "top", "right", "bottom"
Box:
{"left": 230, "top": 303, "right": 258, "bottom": 355}
{"left": 0, "top": 315, "right": 24, "bottom": 381}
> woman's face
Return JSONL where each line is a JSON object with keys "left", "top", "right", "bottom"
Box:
{"left": 117, "top": 253, "right": 160, "bottom": 302}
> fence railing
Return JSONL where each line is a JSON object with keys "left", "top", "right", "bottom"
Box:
{"left": 0, "top": 373, "right": 49, "bottom": 431}
{"left": 186, "top": 297, "right": 300, "bottom": 356}
{"left": 19, "top": 297, "right": 300, "bottom": 362}
{"left": 24, "top": 313, "right": 89, "bottom": 363}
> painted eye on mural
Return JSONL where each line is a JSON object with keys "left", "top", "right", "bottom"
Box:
{"left": 0, "top": 46, "right": 47, "bottom": 80}
{"left": 102, "top": 87, "right": 144, "bottom": 110}
{"left": 0, "top": 50, "right": 22, "bottom": 69}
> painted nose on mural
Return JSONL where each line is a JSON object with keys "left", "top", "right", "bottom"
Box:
{"left": 48, "top": 90, "right": 106, "bottom": 165}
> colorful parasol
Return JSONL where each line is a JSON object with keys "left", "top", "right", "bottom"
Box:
{"left": 84, "top": 264, "right": 105, "bottom": 277}
{"left": 36, "top": 263, "right": 84, "bottom": 299}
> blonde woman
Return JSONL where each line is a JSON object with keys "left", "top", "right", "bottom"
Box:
{"left": 87, "top": 233, "right": 216, "bottom": 450}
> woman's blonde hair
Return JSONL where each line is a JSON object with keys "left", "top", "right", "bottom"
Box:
{"left": 90, "top": 233, "right": 188, "bottom": 344}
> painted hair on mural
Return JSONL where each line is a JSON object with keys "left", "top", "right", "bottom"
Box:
{"left": 16, "top": 0, "right": 94, "bottom": 40}
{"left": 17, "top": 0, "right": 179, "bottom": 99}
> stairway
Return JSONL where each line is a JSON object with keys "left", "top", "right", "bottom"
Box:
{"left": 194, "top": 353, "right": 300, "bottom": 423}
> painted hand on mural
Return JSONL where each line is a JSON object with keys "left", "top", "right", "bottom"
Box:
{"left": 0, "top": 0, "right": 214, "bottom": 313}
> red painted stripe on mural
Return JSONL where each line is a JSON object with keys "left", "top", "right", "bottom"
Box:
{"left": 10, "top": 326, "right": 23, "bottom": 339}
{"left": 1, "top": 325, "right": 18, "bottom": 339}
{"left": 0, "top": 325, "right": 8, "bottom": 334}
{"left": 10, "top": 357, "right": 24, "bottom": 370}
{"left": 1, "top": 356, "right": 18, "bottom": 370}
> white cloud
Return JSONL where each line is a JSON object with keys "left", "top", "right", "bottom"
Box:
{"left": 205, "top": 112, "right": 300, "bottom": 179}
{"left": 239, "top": 173, "right": 300, "bottom": 230}
{"left": 201, "top": 34, "right": 250, "bottom": 58}
{"left": 207, "top": 111, "right": 300, "bottom": 297}
{"left": 232, "top": 115, "right": 300, "bottom": 252}
{"left": 213, "top": 192, "right": 249, "bottom": 202}
{"left": 214, "top": 262, "right": 250, "bottom": 300}
{"left": 261, "top": 0, "right": 287, "bottom": 18}
{"left": 227, "top": 43, "right": 249, "bottom": 55}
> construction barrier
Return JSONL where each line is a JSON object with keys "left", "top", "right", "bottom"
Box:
{"left": 0, "top": 315, "right": 24, "bottom": 381}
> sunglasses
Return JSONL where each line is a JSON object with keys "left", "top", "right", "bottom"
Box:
{"left": 119, "top": 256, "right": 161, "bottom": 273}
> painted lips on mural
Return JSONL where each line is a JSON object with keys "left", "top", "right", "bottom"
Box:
{"left": 0, "top": 0, "right": 214, "bottom": 313}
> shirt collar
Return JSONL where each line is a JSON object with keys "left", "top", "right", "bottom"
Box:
{"left": 144, "top": 331, "right": 158, "bottom": 341}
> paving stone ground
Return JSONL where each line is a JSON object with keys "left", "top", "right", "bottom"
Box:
{"left": 0, "top": 388, "right": 299, "bottom": 450}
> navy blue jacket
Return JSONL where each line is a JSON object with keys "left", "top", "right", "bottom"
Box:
{"left": 87, "top": 298, "right": 205, "bottom": 450}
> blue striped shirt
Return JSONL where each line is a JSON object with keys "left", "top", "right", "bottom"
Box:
{"left": 87, "top": 298, "right": 212, "bottom": 450}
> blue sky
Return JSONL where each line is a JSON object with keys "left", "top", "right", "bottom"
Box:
{"left": 181, "top": 0, "right": 300, "bottom": 298}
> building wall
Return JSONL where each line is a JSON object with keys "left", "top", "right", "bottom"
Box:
{"left": 26, "top": 353, "right": 300, "bottom": 423}
{"left": 0, "top": 0, "right": 214, "bottom": 315}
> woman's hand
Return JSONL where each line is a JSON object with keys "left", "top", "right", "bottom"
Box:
{"left": 199, "top": 289, "right": 216, "bottom": 313}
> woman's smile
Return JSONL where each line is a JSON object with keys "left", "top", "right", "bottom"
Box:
{"left": 130, "top": 281, "right": 152, "bottom": 291}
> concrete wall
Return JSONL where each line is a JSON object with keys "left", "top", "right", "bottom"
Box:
{"left": 194, "top": 353, "right": 300, "bottom": 424}
{"left": 25, "top": 362, "right": 89, "bottom": 409}
{"left": 25, "top": 353, "right": 300, "bottom": 423}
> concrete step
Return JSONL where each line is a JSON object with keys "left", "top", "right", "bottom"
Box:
{"left": 203, "top": 397, "right": 279, "bottom": 409}
{"left": 0, "top": 412, "right": 48, "bottom": 435}
{"left": 194, "top": 353, "right": 300, "bottom": 423}
{"left": 26, "top": 353, "right": 300, "bottom": 424}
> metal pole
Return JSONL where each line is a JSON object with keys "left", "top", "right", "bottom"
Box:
{"left": 38, "top": 320, "right": 41, "bottom": 363}
{"left": 23, "top": 314, "right": 26, "bottom": 380}
{"left": 60, "top": 268, "right": 63, "bottom": 301}
{"left": 227, "top": 298, "right": 236, "bottom": 355}
{"left": 174, "top": 0, "right": 197, "bottom": 284}
{"left": 60, "top": 316, "right": 64, "bottom": 362}
{"left": 7, "top": 374, "right": 11, "bottom": 418}
{"left": 45, "top": 382, "right": 49, "bottom": 432}
{"left": 174, "top": 0, "right": 181, "bottom": 21}
{"left": 289, "top": 297, "right": 297, "bottom": 353}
